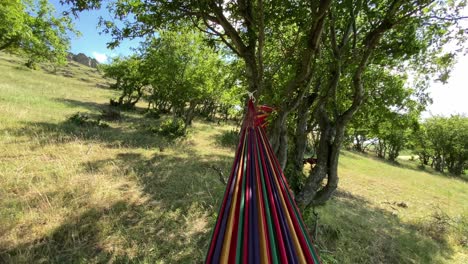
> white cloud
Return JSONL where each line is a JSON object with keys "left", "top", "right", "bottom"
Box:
{"left": 92, "top": 51, "right": 108, "bottom": 63}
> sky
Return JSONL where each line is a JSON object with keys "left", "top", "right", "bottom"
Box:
{"left": 421, "top": 5, "right": 468, "bottom": 119}
{"left": 422, "top": 54, "right": 468, "bottom": 118}
{"left": 49, "top": 0, "right": 467, "bottom": 118}
{"left": 50, "top": 0, "right": 141, "bottom": 63}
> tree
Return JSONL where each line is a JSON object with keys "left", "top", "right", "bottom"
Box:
{"left": 419, "top": 115, "right": 468, "bottom": 176}
{"left": 103, "top": 55, "right": 148, "bottom": 108}
{"left": 0, "top": 0, "right": 76, "bottom": 68}
{"left": 62, "top": 0, "right": 333, "bottom": 167}
{"left": 410, "top": 124, "right": 432, "bottom": 166}
{"left": 103, "top": 29, "right": 242, "bottom": 129}
{"left": 376, "top": 112, "right": 419, "bottom": 162}
{"left": 292, "top": 0, "right": 466, "bottom": 206}
{"left": 0, "top": 0, "right": 27, "bottom": 51}
{"left": 141, "top": 30, "right": 233, "bottom": 129}
{"left": 346, "top": 69, "right": 423, "bottom": 162}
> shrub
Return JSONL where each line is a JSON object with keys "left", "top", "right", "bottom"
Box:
{"left": 66, "top": 112, "right": 109, "bottom": 128}
{"left": 144, "top": 109, "right": 161, "bottom": 119}
{"left": 109, "top": 99, "right": 135, "bottom": 110}
{"left": 217, "top": 129, "right": 239, "bottom": 148}
{"left": 152, "top": 118, "right": 185, "bottom": 139}
{"left": 100, "top": 108, "right": 122, "bottom": 121}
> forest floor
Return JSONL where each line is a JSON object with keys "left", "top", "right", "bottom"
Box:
{"left": 0, "top": 52, "right": 467, "bottom": 263}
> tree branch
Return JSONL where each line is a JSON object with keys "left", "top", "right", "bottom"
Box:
{"left": 209, "top": 2, "right": 248, "bottom": 57}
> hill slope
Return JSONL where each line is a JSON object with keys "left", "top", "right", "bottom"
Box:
{"left": 0, "top": 53, "right": 467, "bottom": 263}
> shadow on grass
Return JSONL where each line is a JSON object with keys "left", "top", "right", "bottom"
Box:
{"left": 0, "top": 145, "right": 234, "bottom": 263}
{"left": 82, "top": 150, "right": 233, "bottom": 209}
{"left": 0, "top": 99, "right": 234, "bottom": 262}
{"left": 55, "top": 98, "right": 148, "bottom": 113}
{"left": 1, "top": 125, "right": 460, "bottom": 263}
{"left": 1, "top": 117, "right": 168, "bottom": 150}
{"left": 18, "top": 122, "right": 159, "bottom": 149}
{"left": 0, "top": 198, "right": 213, "bottom": 263}
{"left": 308, "top": 190, "right": 456, "bottom": 264}
{"left": 1, "top": 202, "right": 125, "bottom": 263}
{"left": 55, "top": 98, "right": 111, "bottom": 112}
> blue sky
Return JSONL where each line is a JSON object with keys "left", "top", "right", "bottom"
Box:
{"left": 50, "top": 0, "right": 141, "bottom": 63}
{"left": 50, "top": 0, "right": 467, "bottom": 117}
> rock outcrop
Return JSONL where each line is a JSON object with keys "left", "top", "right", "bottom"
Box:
{"left": 67, "top": 52, "right": 99, "bottom": 68}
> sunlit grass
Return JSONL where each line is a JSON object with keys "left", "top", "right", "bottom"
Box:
{"left": 0, "top": 52, "right": 467, "bottom": 263}
{"left": 319, "top": 151, "right": 468, "bottom": 263}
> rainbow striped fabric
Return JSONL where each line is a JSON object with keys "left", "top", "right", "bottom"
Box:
{"left": 206, "top": 100, "right": 321, "bottom": 263}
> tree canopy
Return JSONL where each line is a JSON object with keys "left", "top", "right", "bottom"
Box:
{"left": 0, "top": 0, "right": 77, "bottom": 68}
{"left": 103, "top": 29, "right": 244, "bottom": 129}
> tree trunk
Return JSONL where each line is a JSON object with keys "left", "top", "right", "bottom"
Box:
{"left": 244, "top": 53, "right": 262, "bottom": 94}
{"left": 184, "top": 100, "right": 197, "bottom": 129}
{"left": 0, "top": 37, "right": 18, "bottom": 51}
{"left": 269, "top": 111, "right": 289, "bottom": 169}
{"left": 287, "top": 93, "right": 318, "bottom": 191}
{"left": 25, "top": 59, "right": 35, "bottom": 69}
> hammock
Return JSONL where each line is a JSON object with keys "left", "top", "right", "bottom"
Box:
{"left": 205, "top": 100, "right": 321, "bottom": 263}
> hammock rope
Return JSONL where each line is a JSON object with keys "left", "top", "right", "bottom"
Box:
{"left": 206, "top": 100, "right": 321, "bottom": 264}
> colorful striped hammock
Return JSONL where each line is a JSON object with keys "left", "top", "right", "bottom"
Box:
{"left": 206, "top": 100, "right": 321, "bottom": 263}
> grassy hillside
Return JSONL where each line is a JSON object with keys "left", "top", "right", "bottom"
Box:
{"left": 0, "top": 52, "right": 467, "bottom": 263}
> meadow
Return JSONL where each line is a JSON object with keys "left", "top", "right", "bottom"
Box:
{"left": 0, "top": 52, "right": 467, "bottom": 263}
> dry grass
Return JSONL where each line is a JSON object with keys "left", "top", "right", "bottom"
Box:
{"left": 0, "top": 52, "right": 467, "bottom": 263}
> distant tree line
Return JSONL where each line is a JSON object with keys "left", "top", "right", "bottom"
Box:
{"left": 347, "top": 112, "right": 468, "bottom": 176}
{"left": 413, "top": 116, "right": 468, "bottom": 176}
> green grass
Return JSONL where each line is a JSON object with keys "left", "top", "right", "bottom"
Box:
{"left": 316, "top": 151, "right": 468, "bottom": 263}
{"left": 0, "top": 52, "right": 467, "bottom": 263}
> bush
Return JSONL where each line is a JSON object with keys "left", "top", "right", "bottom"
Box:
{"left": 109, "top": 99, "right": 135, "bottom": 110}
{"left": 217, "top": 129, "right": 239, "bottom": 148}
{"left": 284, "top": 164, "right": 307, "bottom": 193}
{"left": 144, "top": 109, "right": 161, "bottom": 119}
{"left": 66, "top": 112, "right": 109, "bottom": 128}
{"left": 152, "top": 118, "right": 185, "bottom": 139}
{"left": 100, "top": 108, "right": 122, "bottom": 121}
